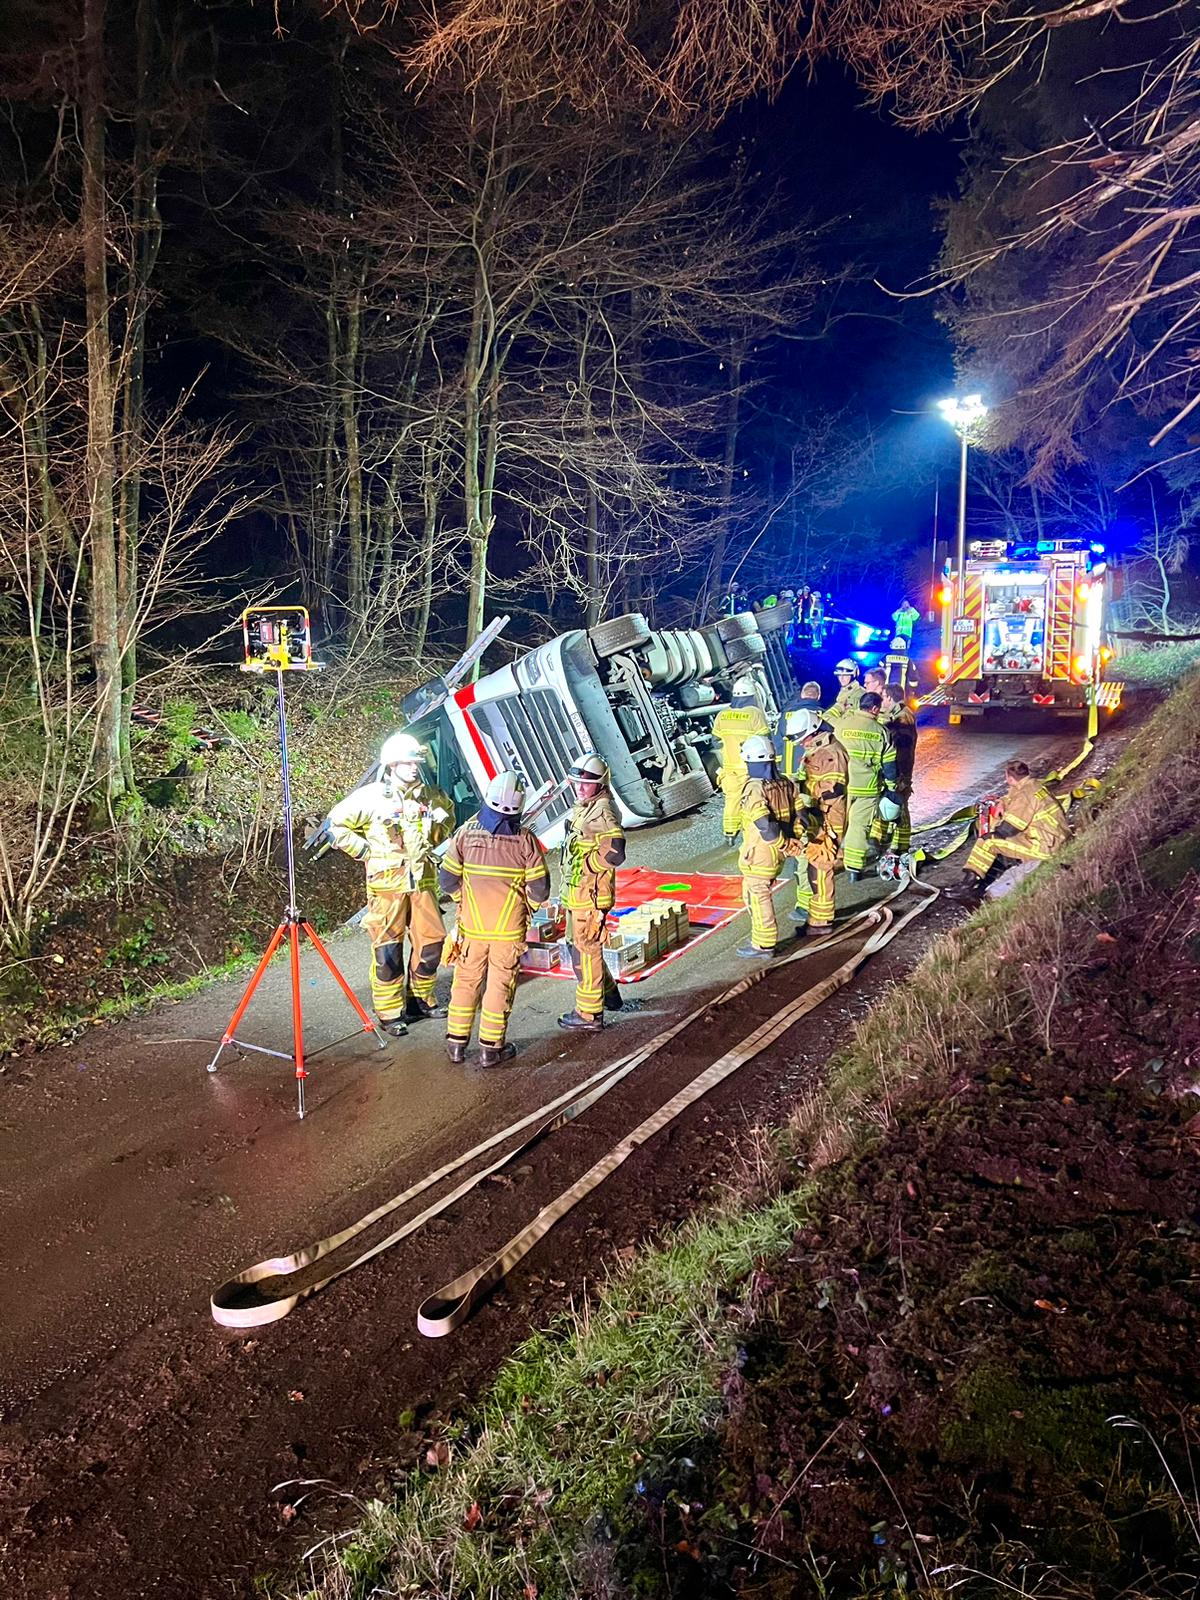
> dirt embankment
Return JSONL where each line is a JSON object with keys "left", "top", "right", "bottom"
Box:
{"left": 635, "top": 866, "right": 1200, "bottom": 1598}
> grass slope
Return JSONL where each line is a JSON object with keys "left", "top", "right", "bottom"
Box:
{"left": 294, "top": 677, "right": 1200, "bottom": 1600}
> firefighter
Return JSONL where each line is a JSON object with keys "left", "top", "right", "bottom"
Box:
{"left": 826, "top": 658, "right": 865, "bottom": 725}
{"left": 328, "top": 731, "right": 454, "bottom": 1035}
{"left": 559, "top": 752, "right": 627, "bottom": 1033}
{"left": 884, "top": 636, "right": 918, "bottom": 698}
{"left": 788, "top": 709, "right": 848, "bottom": 933}
{"left": 947, "top": 761, "right": 1070, "bottom": 901}
{"left": 779, "top": 680, "right": 824, "bottom": 778}
{"left": 439, "top": 771, "right": 550, "bottom": 1067}
{"left": 878, "top": 682, "right": 917, "bottom": 854}
{"left": 863, "top": 667, "right": 887, "bottom": 697}
{"left": 891, "top": 598, "right": 920, "bottom": 643}
{"left": 713, "top": 676, "right": 771, "bottom": 845}
{"left": 736, "top": 733, "right": 798, "bottom": 959}
{"left": 837, "top": 691, "right": 900, "bottom": 878}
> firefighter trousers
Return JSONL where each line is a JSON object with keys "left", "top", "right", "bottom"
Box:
{"left": 566, "top": 907, "right": 615, "bottom": 1019}
{"left": 795, "top": 848, "right": 835, "bottom": 928}
{"left": 742, "top": 871, "right": 779, "bottom": 951}
{"left": 720, "top": 773, "right": 744, "bottom": 838}
{"left": 870, "top": 796, "right": 912, "bottom": 856}
{"left": 843, "top": 795, "right": 880, "bottom": 872}
{"left": 362, "top": 888, "right": 445, "bottom": 1022}
{"left": 964, "top": 835, "right": 1049, "bottom": 879}
{"left": 446, "top": 938, "right": 524, "bottom": 1047}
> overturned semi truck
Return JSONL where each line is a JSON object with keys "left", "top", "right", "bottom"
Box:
{"left": 308, "top": 606, "right": 801, "bottom": 853}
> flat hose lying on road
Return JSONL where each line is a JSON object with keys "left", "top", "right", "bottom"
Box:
{"left": 211, "top": 881, "right": 938, "bottom": 1335}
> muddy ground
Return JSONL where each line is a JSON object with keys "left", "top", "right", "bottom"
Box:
{"left": 636, "top": 869, "right": 1200, "bottom": 1598}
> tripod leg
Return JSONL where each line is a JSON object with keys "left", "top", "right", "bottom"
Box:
{"left": 206, "top": 923, "right": 287, "bottom": 1073}
{"left": 302, "top": 921, "right": 387, "bottom": 1048}
{"left": 289, "top": 921, "right": 307, "bottom": 1119}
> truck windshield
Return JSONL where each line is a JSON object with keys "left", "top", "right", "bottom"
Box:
{"left": 981, "top": 573, "right": 1046, "bottom": 674}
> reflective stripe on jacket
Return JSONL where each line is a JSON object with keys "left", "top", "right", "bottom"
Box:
{"left": 825, "top": 682, "right": 865, "bottom": 725}
{"left": 713, "top": 704, "right": 771, "bottom": 788}
{"left": 738, "top": 774, "right": 797, "bottom": 877}
{"left": 328, "top": 778, "right": 454, "bottom": 892}
{"left": 799, "top": 733, "right": 848, "bottom": 838}
{"left": 439, "top": 821, "right": 550, "bottom": 941}
{"left": 562, "top": 792, "right": 626, "bottom": 910}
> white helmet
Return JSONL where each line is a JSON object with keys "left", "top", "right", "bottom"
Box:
{"left": 380, "top": 731, "right": 425, "bottom": 768}
{"left": 484, "top": 770, "right": 525, "bottom": 815}
{"left": 568, "top": 752, "right": 609, "bottom": 784}
{"left": 834, "top": 658, "right": 860, "bottom": 676}
{"left": 732, "top": 674, "right": 758, "bottom": 698}
{"left": 740, "top": 734, "right": 776, "bottom": 764}
{"left": 878, "top": 795, "right": 902, "bottom": 823}
{"left": 787, "top": 707, "right": 821, "bottom": 741}
{"left": 890, "top": 636, "right": 908, "bottom": 652}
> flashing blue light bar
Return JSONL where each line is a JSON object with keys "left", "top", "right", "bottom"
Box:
{"left": 854, "top": 624, "right": 874, "bottom": 647}
{"left": 1090, "top": 542, "right": 1105, "bottom": 554}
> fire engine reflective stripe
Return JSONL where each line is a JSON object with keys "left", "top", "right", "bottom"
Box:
{"left": 417, "top": 882, "right": 937, "bottom": 1336}
{"left": 210, "top": 900, "right": 908, "bottom": 1329}
{"left": 1047, "top": 565, "right": 1076, "bottom": 681}
{"left": 957, "top": 569, "right": 984, "bottom": 680}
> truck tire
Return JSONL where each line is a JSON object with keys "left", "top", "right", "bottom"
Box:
{"left": 697, "top": 624, "right": 729, "bottom": 673}
{"left": 657, "top": 770, "right": 714, "bottom": 817}
{"left": 589, "top": 613, "right": 651, "bottom": 658}
{"left": 716, "top": 612, "right": 759, "bottom": 644}
{"left": 724, "top": 633, "right": 766, "bottom": 665}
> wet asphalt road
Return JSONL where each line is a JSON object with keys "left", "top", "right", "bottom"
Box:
{"left": 0, "top": 710, "right": 1084, "bottom": 1414}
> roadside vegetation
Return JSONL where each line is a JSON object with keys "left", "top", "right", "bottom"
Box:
{"left": 0, "top": 662, "right": 416, "bottom": 1055}
{"left": 292, "top": 671, "right": 1200, "bottom": 1600}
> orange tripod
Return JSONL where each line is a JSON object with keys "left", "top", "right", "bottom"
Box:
{"left": 206, "top": 610, "right": 386, "bottom": 1117}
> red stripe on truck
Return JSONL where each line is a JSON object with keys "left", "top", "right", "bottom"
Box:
{"left": 453, "top": 682, "right": 498, "bottom": 780}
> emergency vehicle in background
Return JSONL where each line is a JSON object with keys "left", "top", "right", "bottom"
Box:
{"left": 935, "top": 535, "right": 1123, "bottom": 722}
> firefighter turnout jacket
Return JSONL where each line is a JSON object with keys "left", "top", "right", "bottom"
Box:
{"left": 738, "top": 772, "right": 798, "bottom": 951}
{"left": 836, "top": 709, "right": 898, "bottom": 873}
{"left": 964, "top": 777, "right": 1070, "bottom": 878}
{"left": 883, "top": 704, "right": 917, "bottom": 796}
{"left": 328, "top": 777, "right": 453, "bottom": 891}
{"left": 713, "top": 703, "right": 772, "bottom": 835}
{"left": 795, "top": 731, "right": 848, "bottom": 929}
{"left": 825, "top": 680, "right": 865, "bottom": 724}
{"left": 438, "top": 820, "right": 550, "bottom": 941}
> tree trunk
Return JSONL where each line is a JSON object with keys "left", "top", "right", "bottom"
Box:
{"left": 81, "top": 0, "right": 124, "bottom": 811}
{"left": 116, "top": 0, "right": 161, "bottom": 793}
{"left": 462, "top": 266, "right": 487, "bottom": 651}
{"left": 702, "top": 336, "right": 744, "bottom": 616}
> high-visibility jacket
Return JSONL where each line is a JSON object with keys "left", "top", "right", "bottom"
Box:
{"left": 713, "top": 703, "right": 771, "bottom": 788}
{"left": 798, "top": 733, "right": 848, "bottom": 839}
{"left": 892, "top": 603, "right": 919, "bottom": 641}
{"left": 562, "top": 791, "right": 626, "bottom": 911}
{"left": 882, "top": 704, "right": 918, "bottom": 794}
{"left": 836, "top": 710, "right": 898, "bottom": 799}
{"left": 738, "top": 773, "right": 797, "bottom": 878}
{"left": 328, "top": 778, "right": 454, "bottom": 892}
{"left": 825, "top": 681, "right": 865, "bottom": 725}
{"left": 438, "top": 820, "right": 550, "bottom": 942}
{"left": 992, "top": 778, "right": 1070, "bottom": 858}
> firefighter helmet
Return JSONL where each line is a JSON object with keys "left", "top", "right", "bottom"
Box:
{"left": 878, "top": 794, "right": 902, "bottom": 823}
{"left": 834, "top": 658, "right": 860, "bottom": 676}
{"left": 890, "top": 635, "right": 908, "bottom": 652}
{"left": 484, "top": 770, "right": 525, "bottom": 815}
{"left": 568, "top": 752, "right": 609, "bottom": 785}
{"left": 740, "top": 734, "right": 776, "bottom": 764}
{"left": 380, "top": 731, "right": 425, "bottom": 768}
{"left": 786, "top": 708, "right": 822, "bottom": 741}
{"left": 732, "top": 674, "right": 758, "bottom": 698}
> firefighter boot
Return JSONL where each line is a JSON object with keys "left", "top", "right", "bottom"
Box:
{"left": 736, "top": 942, "right": 776, "bottom": 960}
{"left": 479, "top": 1041, "right": 518, "bottom": 1069}
{"left": 788, "top": 907, "right": 808, "bottom": 925}
{"left": 559, "top": 1010, "right": 603, "bottom": 1032}
{"left": 445, "top": 1036, "right": 468, "bottom": 1064}
{"left": 945, "top": 869, "right": 985, "bottom": 903}
{"left": 406, "top": 996, "right": 446, "bottom": 1022}
{"left": 380, "top": 1017, "right": 408, "bottom": 1039}
{"left": 603, "top": 977, "right": 624, "bottom": 1012}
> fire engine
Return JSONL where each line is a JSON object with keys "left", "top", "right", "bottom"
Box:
{"left": 935, "top": 536, "right": 1123, "bottom": 721}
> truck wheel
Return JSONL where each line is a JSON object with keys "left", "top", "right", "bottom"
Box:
{"left": 658, "top": 770, "right": 714, "bottom": 817}
{"left": 589, "top": 613, "right": 651, "bottom": 658}
{"left": 724, "top": 633, "right": 766, "bottom": 664}
{"left": 716, "top": 612, "right": 759, "bottom": 643}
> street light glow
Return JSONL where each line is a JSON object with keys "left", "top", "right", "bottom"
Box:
{"left": 937, "top": 393, "right": 988, "bottom": 431}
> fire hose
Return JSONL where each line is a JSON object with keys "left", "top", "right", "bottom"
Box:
{"left": 211, "top": 881, "right": 938, "bottom": 1336}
